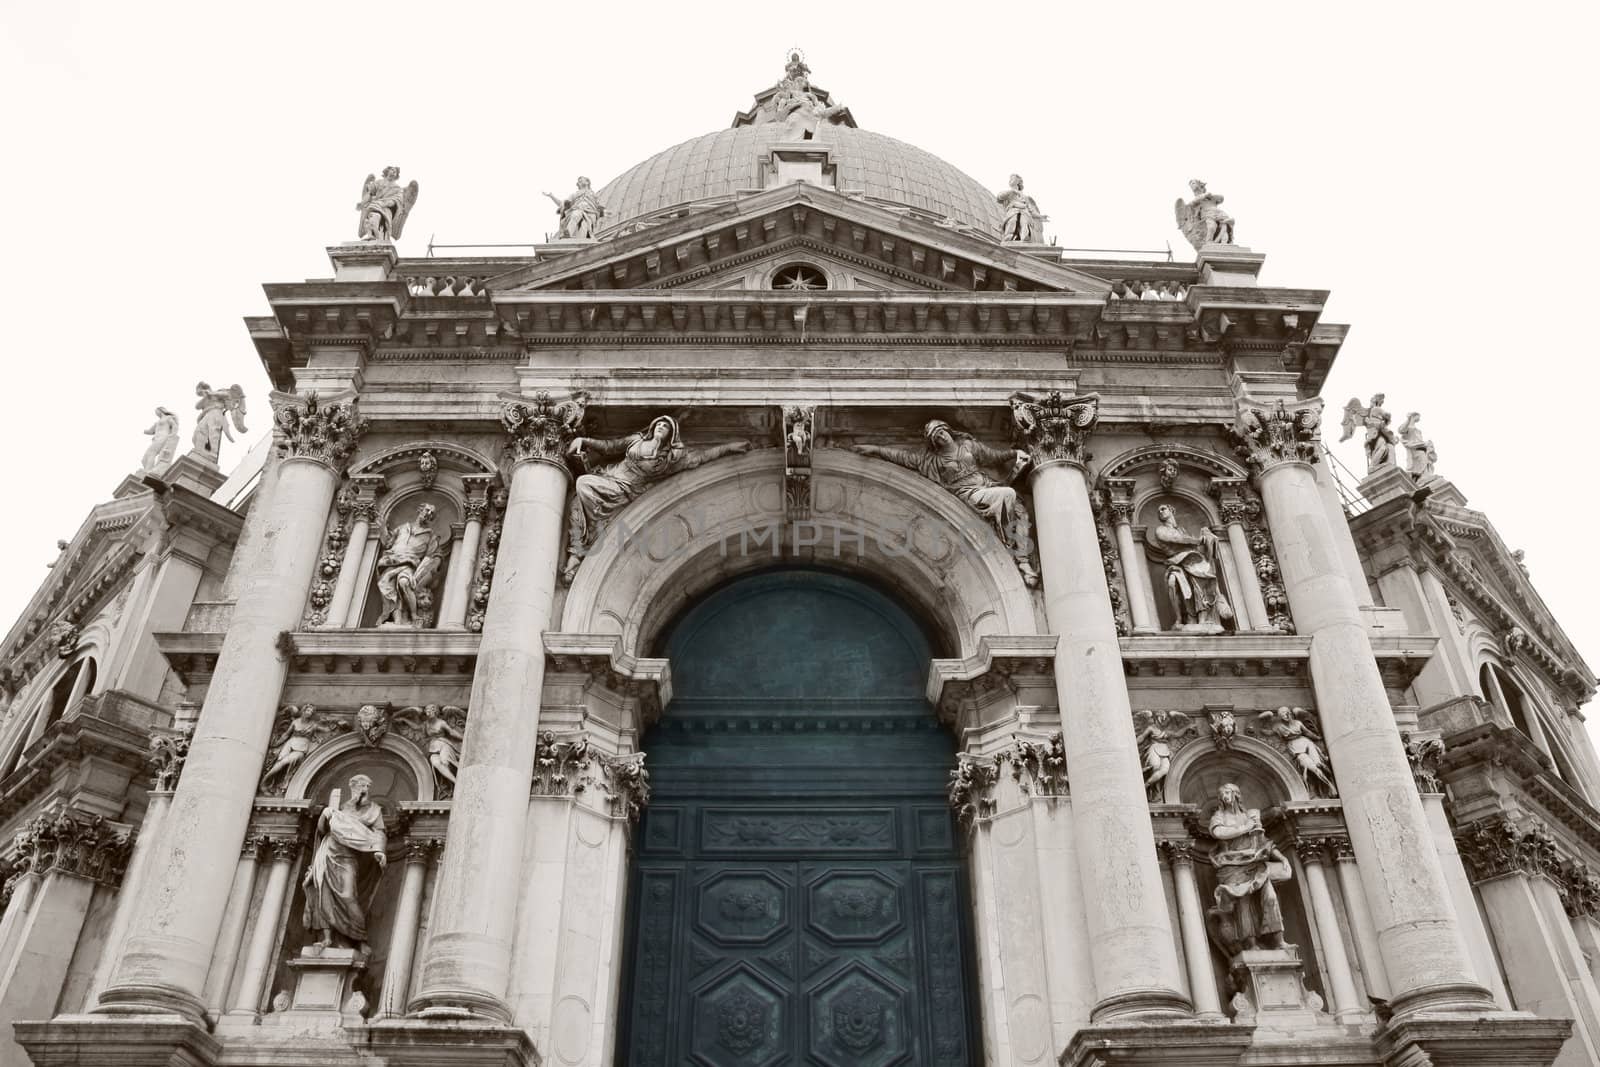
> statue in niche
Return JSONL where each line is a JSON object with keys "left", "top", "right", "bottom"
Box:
{"left": 393, "top": 703, "right": 466, "bottom": 792}
{"left": 1255, "top": 706, "right": 1337, "bottom": 797}
{"left": 543, "top": 177, "right": 606, "bottom": 239}
{"left": 1144, "top": 503, "right": 1235, "bottom": 633}
{"left": 192, "top": 383, "right": 248, "bottom": 463}
{"left": 1398, "top": 412, "right": 1437, "bottom": 480}
{"left": 853, "top": 419, "right": 1039, "bottom": 586}
{"left": 1339, "top": 394, "right": 1397, "bottom": 473}
{"left": 1175, "top": 179, "right": 1235, "bottom": 249}
{"left": 563, "top": 415, "right": 753, "bottom": 583}
{"left": 375, "top": 503, "right": 446, "bottom": 628}
{"left": 139, "top": 407, "right": 180, "bottom": 473}
{"left": 770, "top": 51, "right": 846, "bottom": 140}
{"left": 1207, "top": 782, "right": 1292, "bottom": 955}
{"left": 302, "top": 774, "right": 388, "bottom": 961}
{"left": 1134, "top": 709, "right": 1197, "bottom": 800}
{"left": 356, "top": 166, "right": 419, "bottom": 242}
{"left": 995, "top": 174, "right": 1043, "bottom": 243}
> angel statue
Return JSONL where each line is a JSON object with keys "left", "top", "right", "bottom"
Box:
{"left": 139, "top": 407, "right": 180, "bottom": 474}
{"left": 192, "top": 383, "right": 248, "bottom": 463}
{"left": 1255, "top": 706, "right": 1337, "bottom": 797}
{"left": 1206, "top": 782, "right": 1292, "bottom": 955}
{"left": 1398, "top": 412, "right": 1438, "bottom": 480}
{"left": 853, "top": 419, "right": 1039, "bottom": 587}
{"left": 357, "top": 166, "right": 419, "bottom": 242}
{"left": 260, "top": 703, "right": 344, "bottom": 791}
{"left": 1135, "top": 709, "right": 1197, "bottom": 800}
{"left": 1175, "top": 179, "right": 1235, "bottom": 250}
{"left": 1145, "top": 503, "right": 1235, "bottom": 633}
{"left": 393, "top": 703, "right": 466, "bottom": 792}
{"left": 375, "top": 503, "right": 447, "bottom": 629}
{"left": 543, "top": 177, "right": 606, "bottom": 239}
{"left": 564, "top": 415, "right": 754, "bottom": 584}
{"left": 996, "top": 174, "right": 1044, "bottom": 243}
{"left": 1339, "top": 394, "right": 1397, "bottom": 473}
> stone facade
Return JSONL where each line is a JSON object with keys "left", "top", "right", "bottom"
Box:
{"left": 1, "top": 61, "right": 1596, "bottom": 1067}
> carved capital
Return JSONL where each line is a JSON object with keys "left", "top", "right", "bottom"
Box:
{"left": 272, "top": 393, "right": 369, "bottom": 474}
{"left": 10, "top": 808, "right": 134, "bottom": 888}
{"left": 1456, "top": 816, "right": 1563, "bottom": 885}
{"left": 1012, "top": 390, "right": 1099, "bottom": 469}
{"left": 602, "top": 752, "right": 652, "bottom": 823}
{"left": 1231, "top": 399, "right": 1323, "bottom": 475}
{"left": 1404, "top": 733, "right": 1446, "bottom": 794}
{"left": 1160, "top": 839, "right": 1197, "bottom": 865}
{"left": 1009, "top": 732, "right": 1069, "bottom": 797}
{"left": 530, "top": 730, "right": 598, "bottom": 798}
{"left": 503, "top": 391, "right": 583, "bottom": 468}
{"left": 1331, "top": 837, "right": 1356, "bottom": 862}
{"left": 404, "top": 837, "right": 443, "bottom": 864}
{"left": 48, "top": 619, "right": 80, "bottom": 660}
{"left": 1293, "top": 837, "right": 1329, "bottom": 866}
{"left": 147, "top": 724, "right": 192, "bottom": 792}
{"left": 948, "top": 752, "right": 1000, "bottom": 830}
{"left": 1559, "top": 859, "right": 1600, "bottom": 919}
{"left": 264, "top": 835, "right": 302, "bottom": 862}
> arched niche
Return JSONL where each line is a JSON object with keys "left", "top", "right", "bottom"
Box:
{"left": 1171, "top": 739, "right": 1307, "bottom": 808}
{"left": 348, "top": 441, "right": 495, "bottom": 481}
{"left": 1098, "top": 442, "right": 1250, "bottom": 485}
{"left": 353, "top": 487, "right": 463, "bottom": 630}
{"left": 559, "top": 448, "right": 1042, "bottom": 658}
{"left": 285, "top": 732, "right": 436, "bottom": 803}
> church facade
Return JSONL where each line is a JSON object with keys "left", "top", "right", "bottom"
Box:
{"left": 2, "top": 59, "right": 1599, "bottom": 1067}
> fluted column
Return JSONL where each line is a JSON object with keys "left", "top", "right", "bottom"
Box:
{"left": 410, "top": 394, "right": 576, "bottom": 1020}
{"left": 97, "top": 393, "right": 366, "bottom": 1021}
{"left": 202, "top": 837, "right": 262, "bottom": 1015}
{"left": 1102, "top": 479, "right": 1155, "bottom": 634}
{"left": 437, "top": 481, "right": 490, "bottom": 629}
{"left": 1212, "top": 478, "right": 1270, "bottom": 631}
{"left": 1234, "top": 397, "right": 1493, "bottom": 1017}
{"left": 228, "top": 836, "right": 297, "bottom": 1016}
{"left": 1163, "top": 841, "right": 1222, "bottom": 1017}
{"left": 324, "top": 477, "right": 384, "bottom": 628}
{"left": 1019, "top": 392, "right": 1189, "bottom": 1019}
{"left": 1296, "top": 838, "right": 1363, "bottom": 1021}
{"left": 378, "top": 840, "right": 435, "bottom": 1019}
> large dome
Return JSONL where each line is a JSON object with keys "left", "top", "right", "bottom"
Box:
{"left": 595, "top": 122, "right": 1005, "bottom": 237}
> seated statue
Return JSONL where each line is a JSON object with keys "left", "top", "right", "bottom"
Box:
{"left": 1144, "top": 503, "right": 1235, "bottom": 632}
{"left": 375, "top": 503, "right": 446, "bottom": 628}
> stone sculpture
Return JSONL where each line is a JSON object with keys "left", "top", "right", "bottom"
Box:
{"left": 770, "top": 51, "right": 846, "bottom": 140}
{"left": 302, "top": 774, "right": 388, "bottom": 961}
{"left": 1175, "top": 179, "right": 1235, "bottom": 249}
{"left": 139, "top": 407, "right": 179, "bottom": 474}
{"left": 1339, "top": 394, "right": 1396, "bottom": 473}
{"left": 148, "top": 725, "right": 191, "bottom": 792}
{"left": 854, "top": 419, "right": 1039, "bottom": 586}
{"left": 995, "top": 174, "right": 1043, "bottom": 243}
{"left": 393, "top": 703, "right": 466, "bottom": 791}
{"left": 1135, "top": 709, "right": 1197, "bottom": 800}
{"left": 1207, "top": 782, "right": 1292, "bottom": 955}
{"left": 1398, "top": 412, "right": 1437, "bottom": 480}
{"left": 375, "top": 503, "right": 446, "bottom": 629}
{"left": 544, "top": 177, "right": 606, "bottom": 239}
{"left": 564, "top": 415, "right": 753, "bottom": 583}
{"left": 260, "top": 703, "right": 346, "bottom": 791}
{"left": 192, "top": 383, "right": 248, "bottom": 464}
{"left": 1254, "top": 706, "right": 1337, "bottom": 797}
{"left": 1403, "top": 732, "right": 1446, "bottom": 794}
{"left": 356, "top": 166, "right": 419, "bottom": 242}
{"left": 1144, "top": 503, "right": 1236, "bottom": 633}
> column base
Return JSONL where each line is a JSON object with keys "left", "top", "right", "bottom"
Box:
{"left": 406, "top": 987, "right": 514, "bottom": 1025}
{"left": 364, "top": 1018, "right": 540, "bottom": 1067}
{"left": 1386, "top": 979, "right": 1498, "bottom": 1018}
{"left": 92, "top": 984, "right": 209, "bottom": 1026}
{"left": 1089, "top": 987, "right": 1193, "bottom": 1022}
{"left": 13, "top": 1014, "right": 220, "bottom": 1067}
{"left": 1061, "top": 1020, "right": 1251, "bottom": 1067}
{"left": 1375, "top": 1011, "right": 1573, "bottom": 1066}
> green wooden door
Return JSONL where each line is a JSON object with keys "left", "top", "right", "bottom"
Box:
{"left": 618, "top": 570, "right": 977, "bottom": 1066}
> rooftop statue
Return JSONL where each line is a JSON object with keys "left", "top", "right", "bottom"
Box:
{"left": 1175, "top": 178, "right": 1235, "bottom": 250}
{"left": 1339, "top": 393, "right": 1397, "bottom": 474}
{"left": 1398, "top": 411, "right": 1438, "bottom": 480}
{"left": 996, "top": 174, "right": 1044, "bottom": 243}
{"left": 770, "top": 51, "right": 847, "bottom": 140}
{"left": 544, "top": 177, "right": 607, "bottom": 239}
{"left": 356, "top": 166, "right": 419, "bottom": 242}
{"left": 139, "top": 406, "right": 179, "bottom": 474}
{"left": 191, "top": 382, "right": 248, "bottom": 465}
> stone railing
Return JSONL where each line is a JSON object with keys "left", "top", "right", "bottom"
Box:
{"left": 1108, "top": 279, "right": 1190, "bottom": 302}
{"left": 182, "top": 600, "right": 234, "bottom": 633}
{"left": 406, "top": 275, "right": 489, "bottom": 298}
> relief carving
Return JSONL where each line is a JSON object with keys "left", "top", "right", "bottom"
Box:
{"left": 1135, "top": 709, "right": 1198, "bottom": 800}
{"left": 1455, "top": 816, "right": 1563, "bottom": 884}
{"left": 1009, "top": 732, "right": 1069, "bottom": 797}
{"left": 260, "top": 703, "right": 350, "bottom": 795}
{"left": 783, "top": 404, "right": 814, "bottom": 520}
{"left": 531, "top": 730, "right": 595, "bottom": 797}
{"left": 1232, "top": 400, "right": 1322, "bottom": 475}
{"left": 947, "top": 753, "right": 1000, "bottom": 830}
{"left": 10, "top": 807, "right": 134, "bottom": 888}
{"left": 273, "top": 393, "right": 369, "bottom": 474}
{"left": 1248, "top": 706, "right": 1337, "bottom": 798}
{"left": 390, "top": 703, "right": 466, "bottom": 797}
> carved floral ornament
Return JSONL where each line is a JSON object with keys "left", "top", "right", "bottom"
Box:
{"left": 1231, "top": 399, "right": 1323, "bottom": 475}
{"left": 947, "top": 732, "right": 1072, "bottom": 830}
{"left": 1453, "top": 815, "right": 1600, "bottom": 917}
{"left": 502, "top": 391, "right": 587, "bottom": 466}
{"left": 257, "top": 702, "right": 468, "bottom": 799}
{"left": 530, "top": 730, "right": 652, "bottom": 822}
{"left": 7, "top": 807, "right": 134, "bottom": 889}
{"left": 272, "top": 393, "right": 370, "bottom": 473}
{"left": 1009, "top": 390, "right": 1100, "bottom": 468}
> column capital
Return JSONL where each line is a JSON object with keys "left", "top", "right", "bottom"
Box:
{"left": 10, "top": 807, "right": 135, "bottom": 889}
{"left": 1159, "top": 838, "right": 1198, "bottom": 866}
{"left": 502, "top": 391, "right": 585, "bottom": 470}
{"left": 1230, "top": 398, "right": 1323, "bottom": 476}
{"left": 1455, "top": 815, "right": 1563, "bottom": 886}
{"left": 1293, "top": 836, "right": 1330, "bottom": 866}
{"left": 1100, "top": 475, "right": 1137, "bottom": 522}
{"left": 1012, "top": 390, "right": 1100, "bottom": 471}
{"left": 271, "top": 392, "right": 370, "bottom": 475}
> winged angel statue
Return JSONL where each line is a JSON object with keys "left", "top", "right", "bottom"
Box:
{"left": 1254, "top": 706, "right": 1337, "bottom": 797}
{"left": 260, "top": 704, "right": 349, "bottom": 793}
{"left": 1174, "top": 179, "right": 1234, "bottom": 250}
{"left": 392, "top": 703, "right": 466, "bottom": 793}
{"left": 1135, "top": 709, "right": 1198, "bottom": 800}
{"left": 1338, "top": 394, "right": 1396, "bottom": 473}
{"left": 357, "top": 166, "right": 419, "bottom": 242}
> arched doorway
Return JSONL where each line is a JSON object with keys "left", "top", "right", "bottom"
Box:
{"left": 617, "top": 569, "right": 978, "bottom": 1065}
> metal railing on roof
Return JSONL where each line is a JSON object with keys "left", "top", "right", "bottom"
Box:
{"left": 1322, "top": 445, "right": 1372, "bottom": 518}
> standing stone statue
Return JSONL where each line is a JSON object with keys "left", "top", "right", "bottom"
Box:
{"left": 853, "top": 419, "right": 1039, "bottom": 586}
{"left": 191, "top": 383, "right": 248, "bottom": 464}
{"left": 995, "top": 174, "right": 1044, "bottom": 243}
{"left": 375, "top": 503, "right": 446, "bottom": 628}
{"left": 1398, "top": 412, "right": 1438, "bottom": 480}
{"left": 544, "top": 177, "right": 607, "bottom": 239}
{"left": 139, "top": 407, "right": 180, "bottom": 473}
{"left": 1175, "top": 179, "right": 1235, "bottom": 249}
{"left": 1144, "top": 503, "right": 1235, "bottom": 633}
{"left": 357, "top": 166, "right": 419, "bottom": 242}
{"left": 302, "top": 774, "right": 388, "bottom": 961}
{"left": 1207, "top": 782, "right": 1292, "bottom": 955}
{"left": 564, "top": 415, "right": 752, "bottom": 583}
{"left": 1339, "top": 394, "right": 1397, "bottom": 473}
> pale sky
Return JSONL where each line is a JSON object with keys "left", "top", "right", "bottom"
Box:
{"left": 2, "top": 2, "right": 1596, "bottom": 737}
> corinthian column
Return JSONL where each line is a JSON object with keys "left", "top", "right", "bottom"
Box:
{"left": 409, "top": 393, "right": 576, "bottom": 1021}
{"left": 96, "top": 394, "right": 366, "bottom": 1021}
{"left": 1016, "top": 391, "right": 1190, "bottom": 1019}
{"left": 1233, "top": 398, "right": 1494, "bottom": 1018}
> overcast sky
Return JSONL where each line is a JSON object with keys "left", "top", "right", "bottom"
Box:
{"left": 2, "top": 2, "right": 1596, "bottom": 737}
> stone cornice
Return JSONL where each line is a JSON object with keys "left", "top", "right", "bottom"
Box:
{"left": 0, "top": 690, "right": 167, "bottom": 826}
{"left": 1119, "top": 633, "right": 1433, "bottom": 689}
{"left": 926, "top": 635, "right": 1059, "bottom": 725}
{"left": 154, "top": 629, "right": 483, "bottom": 685}
{"left": 1442, "top": 722, "right": 1600, "bottom": 859}
{"left": 543, "top": 632, "right": 673, "bottom": 725}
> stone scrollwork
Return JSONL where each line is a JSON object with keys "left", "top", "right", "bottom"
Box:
{"left": 273, "top": 393, "right": 370, "bottom": 474}
{"left": 9, "top": 807, "right": 135, "bottom": 889}
{"left": 1231, "top": 400, "right": 1322, "bottom": 475}
{"left": 503, "top": 391, "right": 586, "bottom": 466}
{"left": 1009, "top": 390, "right": 1099, "bottom": 469}
{"left": 1009, "top": 732, "right": 1068, "bottom": 797}
{"left": 948, "top": 753, "right": 1000, "bottom": 830}
{"left": 1455, "top": 816, "right": 1562, "bottom": 885}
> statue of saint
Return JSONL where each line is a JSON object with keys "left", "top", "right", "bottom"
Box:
{"left": 1255, "top": 706, "right": 1337, "bottom": 797}
{"left": 140, "top": 407, "right": 180, "bottom": 473}
{"left": 996, "top": 174, "right": 1043, "bottom": 243}
{"left": 192, "top": 382, "right": 248, "bottom": 464}
{"left": 1339, "top": 394, "right": 1397, "bottom": 473}
{"left": 769, "top": 52, "right": 847, "bottom": 140}
{"left": 854, "top": 419, "right": 1039, "bottom": 586}
{"left": 1398, "top": 411, "right": 1437, "bottom": 480}
{"left": 1144, "top": 503, "right": 1235, "bottom": 633}
{"left": 1207, "top": 782, "right": 1292, "bottom": 955}
{"left": 1175, "top": 179, "right": 1235, "bottom": 249}
{"left": 357, "top": 166, "right": 419, "bottom": 242}
{"left": 563, "top": 415, "right": 752, "bottom": 583}
{"left": 302, "top": 774, "right": 388, "bottom": 960}
{"left": 544, "top": 177, "right": 606, "bottom": 239}
{"left": 375, "top": 504, "right": 446, "bottom": 628}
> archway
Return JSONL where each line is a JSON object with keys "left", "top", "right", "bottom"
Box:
{"left": 616, "top": 568, "right": 978, "bottom": 1066}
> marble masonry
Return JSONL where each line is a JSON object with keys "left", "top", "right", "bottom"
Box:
{"left": 2, "top": 55, "right": 1598, "bottom": 1067}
